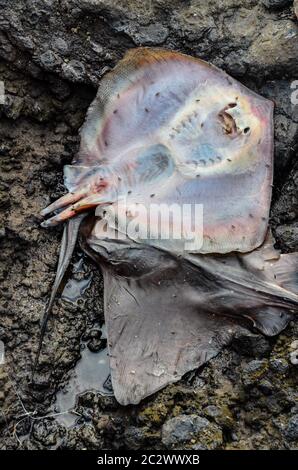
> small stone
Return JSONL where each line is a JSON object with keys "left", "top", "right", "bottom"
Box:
{"left": 162, "top": 414, "right": 222, "bottom": 449}
{"left": 39, "top": 50, "right": 61, "bottom": 70}
{"left": 51, "top": 37, "right": 69, "bottom": 54}
{"left": 241, "top": 359, "right": 268, "bottom": 387}
{"left": 124, "top": 426, "right": 145, "bottom": 450}
{"left": 204, "top": 405, "right": 220, "bottom": 418}
{"left": 62, "top": 60, "right": 86, "bottom": 82}
{"left": 285, "top": 415, "right": 298, "bottom": 440}
{"left": 116, "top": 22, "right": 168, "bottom": 46}
{"left": 204, "top": 405, "right": 234, "bottom": 429}
{"left": 87, "top": 338, "right": 107, "bottom": 352}
{"left": 269, "top": 358, "right": 289, "bottom": 374}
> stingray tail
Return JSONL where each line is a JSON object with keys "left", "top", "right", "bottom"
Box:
{"left": 33, "top": 213, "right": 87, "bottom": 377}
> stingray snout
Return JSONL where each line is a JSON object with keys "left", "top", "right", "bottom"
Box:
{"left": 40, "top": 168, "right": 115, "bottom": 227}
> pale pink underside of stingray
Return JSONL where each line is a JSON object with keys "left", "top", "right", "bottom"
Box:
{"left": 42, "top": 48, "right": 274, "bottom": 254}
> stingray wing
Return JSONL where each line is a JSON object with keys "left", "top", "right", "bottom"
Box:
{"left": 75, "top": 48, "right": 219, "bottom": 166}
{"left": 82, "top": 227, "right": 237, "bottom": 405}
{"left": 82, "top": 219, "right": 297, "bottom": 405}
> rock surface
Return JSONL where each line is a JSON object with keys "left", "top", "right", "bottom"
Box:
{"left": 0, "top": 0, "right": 297, "bottom": 450}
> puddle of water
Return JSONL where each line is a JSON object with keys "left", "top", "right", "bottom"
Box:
{"left": 61, "top": 257, "right": 92, "bottom": 304}
{"left": 54, "top": 256, "right": 112, "bottom": 428}
{"left": 54, "top": 344, "right": 112, "bottom": 428}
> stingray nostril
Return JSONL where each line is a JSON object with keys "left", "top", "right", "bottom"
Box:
{"left": 244, "top": 127, "right": 250, "bottom": 134}
{"left": 228, "top": 102, "right": 237, "bottom": 108}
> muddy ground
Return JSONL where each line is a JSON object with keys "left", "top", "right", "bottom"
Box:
{"left": 0, "top": 0, "right": 297, "bottom": 450}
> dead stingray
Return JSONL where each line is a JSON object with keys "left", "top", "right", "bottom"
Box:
{"left": 39, "top": 48, "right": 298, "bottom": 405}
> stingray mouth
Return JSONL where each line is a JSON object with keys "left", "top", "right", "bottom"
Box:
{"left": 218, "top": 102, "right": 252, "bottom": 138}
{"left": 218, "top": 108, "right": 237, "bottom": 136}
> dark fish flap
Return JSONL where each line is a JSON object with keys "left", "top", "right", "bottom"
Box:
{"left": 103, "top": 265, "right": 237, "bottom": 406}
{"left": 81, "top": 221, "right": 297, "bottom": 404}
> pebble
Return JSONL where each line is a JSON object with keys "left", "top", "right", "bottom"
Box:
{"left": 51, "top": 37, "right": 69, "bottom": 54}
{"left": 162, "top": 414, "right": 222, "bottom": 449}
{"left": 39, "top": 50, "right": 61, "bottom": 70}
{"left": 62, "top": 60, "right": 86, "bottom": 82}
{"left": 285, "top": 414, "right": 298, "bottom": 440}
{"left": 269, "top": 358, "right": 289, "bottom": 374}
{"left": 241, "top": 359, "right": 268, "bottom": 387}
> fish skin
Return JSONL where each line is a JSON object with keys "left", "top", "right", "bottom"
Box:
{"left": 39, "top": 48, "right": 298, "bottom": 405}
{"left": 80, "top": 218, "right": 297, "bottom": 405}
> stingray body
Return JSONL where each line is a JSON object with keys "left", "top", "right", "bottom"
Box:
{"left": 40, "top": 48, "right": 298, "bottom": 405}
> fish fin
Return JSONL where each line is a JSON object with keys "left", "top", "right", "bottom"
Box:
{"left": 103, "top": 271, "right": 236, "bottom": 405}
{"left": 33, "top": 214, "right": 86, "bottom": 375}
{"left": 82, "top": 221, "right": 297, "bottom": 404}
{"left": 82, "top": 235, "right": 237, "bottom": 405}
{"left": 245, "top": 231, "right": 298, "bottom": 295}
{"left": 271, "top": 253, "right": 298, "bottom": 295}
{"left": 245, "top": 307, "right": 293, "bottom": 337}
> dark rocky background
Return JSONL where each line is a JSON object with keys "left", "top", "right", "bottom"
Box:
{"left": 0, "top": 0, "right": 297, "bottom": 450}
